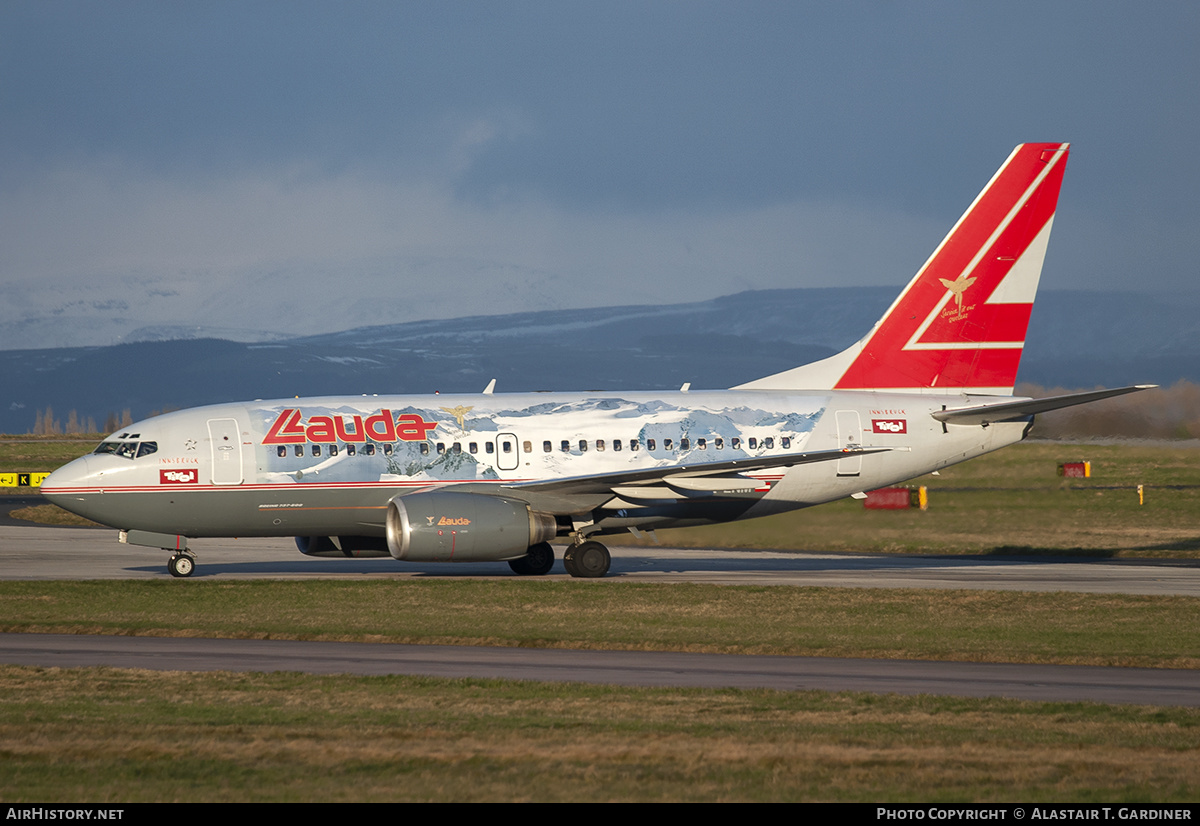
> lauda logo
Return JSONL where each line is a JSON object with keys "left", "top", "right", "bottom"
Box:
{"left": 263, "top": 409, "right": 437, "bottom": 445}
{"left": 872, "top": 419, "right": 908, "bottom": 434}
{"left": 160, "top": 468, "right": 198, "bottom": 484}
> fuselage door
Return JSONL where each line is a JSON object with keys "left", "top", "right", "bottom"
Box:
{"left": 835, "top": 410, "right": 862, "bottom": 477}
{"left": 207, "top": 418, "right": 244, "bottom": 485}
{"left": 496, "top": 432, "right": 520, "bottom": 472}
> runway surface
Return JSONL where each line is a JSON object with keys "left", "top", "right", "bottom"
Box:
{"left": 3, "top": 518, "right": 1198, "bottom": 706}
{"left": 2, "top": 522, "right": 1198, "bottom": 596}
{"left": 4, "top": 633, "right": 1199, "bottom": 706}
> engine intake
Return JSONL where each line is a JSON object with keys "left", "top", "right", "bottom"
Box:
{"left": 386, "top": 491, "right": 557, "bottom": 562}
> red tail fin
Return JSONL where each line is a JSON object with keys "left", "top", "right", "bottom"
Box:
{"left": 737, "top": 143, "right": 1069, "bottom": 395}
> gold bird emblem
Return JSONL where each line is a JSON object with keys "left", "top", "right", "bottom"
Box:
{"left": 938, "top": 275, "right": 977, "bottom": 308}
{"left": 440, "top": 405, "right": 474, "bottom": 430}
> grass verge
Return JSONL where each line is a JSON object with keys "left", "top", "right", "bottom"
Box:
{"left": 1, "top": 665, "right": 1197, "bottom": 802}
{"left": 2, "top": 580, "right": 1198, "bottom": 668}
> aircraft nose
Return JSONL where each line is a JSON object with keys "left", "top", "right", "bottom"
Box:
{"left": 41, "top": 456, "right": 91, "bottom": 501}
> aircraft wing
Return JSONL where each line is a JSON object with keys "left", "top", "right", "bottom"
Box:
{"left": 437, "top": 446, "right": 892, "bottom": 514}
{"left": 931, "top": 385, "right": 1155, "bottom": 426}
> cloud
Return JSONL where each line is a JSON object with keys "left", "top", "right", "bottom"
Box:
{"left": 0, "top": 144, "right": 946, "bottom": 346}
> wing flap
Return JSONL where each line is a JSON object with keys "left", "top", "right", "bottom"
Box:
{"left": 501, "top": 446, "right": 890, "bottom": 497}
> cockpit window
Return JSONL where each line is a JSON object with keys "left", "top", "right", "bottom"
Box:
{"left": 94, "top": 440, "right": 157, "bottom": 460}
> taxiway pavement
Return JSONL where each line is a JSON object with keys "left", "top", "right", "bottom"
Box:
{"left": 3, "top": 520, "right": 1198, "bottom": 706}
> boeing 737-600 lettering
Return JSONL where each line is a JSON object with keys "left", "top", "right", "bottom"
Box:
{"left": 42, "top": 143, "right": 1151, "bottom": 578}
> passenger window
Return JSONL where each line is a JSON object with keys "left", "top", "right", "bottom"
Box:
{"left": 731, "top": 437, "right": 741, "bottom": 449}
{"left": 664, "top": 438, "right": 674, "bottom": 450}
{"left": 596, "top": 439, "right": 605, "bottom": 451}
{"left": 781, "top": 437, "right": 791, "bottom": 449}
{"left": 486, "top": 442, "right": 494, "bottom": 454}
{"left": 697, "top": 438, "right": 706, "bottom": 450}
{"left": 437, "top": 443, "right": 446, "bottom": 455}
{"left": 543, "top": 441, "right": 552, "bottom": 453}
{"left": 294, "top": 445, "right": 304, "bottom": 457}
{"left": 561, "top": 440, "right": 570, "bottom": 453}
{"left": 578, "top": 440, "right": 587, "bottom": 452}
{"left": 765, "top": 437, "right": 774, "bottom": 449}
{"left": 419, "top": 443, "right": 429, "bottom": 455}
{"left": 523, "top": 441, "right": 532, "bottom": 453}
{"left": 277, "top": 446, "right": 287, "bottom": 458}
{"left": 330, "top": 445, "right": 339, "bottom": 456}
{"left": 748, "top": 438, "right": 757, "bottom": 450}
{"left": 613, "top": 440, "right": 622, "bottom": 452}
{"left": 502, "top": 441, "right": 512, "bottom": 454}
{"left": 630, "top": 440, "right": 640, "bottom": 451}
{"left": 312, "top": 445, "right": 321, "bottom": 457}
{"left": 469, "top": 442, "right": 478, "bottom": 454}
{"left": 452, "top": 443, "right": 462, "bottom": 454}
{"left": 365, "top": 444, "right": 376, "bottom": 456}
{"left": 384, "top": 444, "right": 393, "bottom": 456}
{"left": 647, "top": 439, "right": 656, "bottom": 451}
{"left": 347, "top": 444, "right": 356, "bottom": 456}
{"left": 680, "top": 438, "right": 689, "bottom": 450}
{"left": 715, "top": 438, "right": 724, "bottom": 450}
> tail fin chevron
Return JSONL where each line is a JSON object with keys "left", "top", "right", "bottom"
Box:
{"left": 736, "top": 143, "right": 1070, "bottom": 395}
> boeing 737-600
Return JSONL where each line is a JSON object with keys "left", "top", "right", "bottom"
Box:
{"left": 42, "top": 143, "right": 1150, "bottom": 577}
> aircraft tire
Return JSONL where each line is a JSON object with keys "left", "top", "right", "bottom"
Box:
{"left": 508, "top": 542, "right": 555, "bottom": 576}
{"left": 167, "top": 553, "right": 194, "bottom": 578}
{"left": 561, "top": 546, "right": 581, "bottom": 577}
{"left": 565, "top": 541, "right": 610, "bottom": 578}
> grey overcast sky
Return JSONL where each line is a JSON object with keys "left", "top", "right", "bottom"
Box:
{"left": 1, "top": 1, "right": 1197, "bottom": 347}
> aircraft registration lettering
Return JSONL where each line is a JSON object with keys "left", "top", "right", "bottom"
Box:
{"left": 263, "top": 408, "right": 437, "bottom": 445}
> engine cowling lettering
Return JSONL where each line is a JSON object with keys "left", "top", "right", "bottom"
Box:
{"left": 263, "top": 409, "right": 436, "bottom": 445}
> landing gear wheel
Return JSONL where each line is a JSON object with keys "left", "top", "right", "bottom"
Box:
{"left": 167, "top": 553, "right": 195, "bottom": 578}
{"left": 561, "top": 546, "right": 581, "bottom": 577}
{"left": 563, "top": 541, "right": 610, "bottom": 578}
{"left": 508, "top": 542, "right": 555, "bottom": 576}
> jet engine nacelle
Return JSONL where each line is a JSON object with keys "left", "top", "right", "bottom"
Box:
{"left": 386, "top": 491, "right": 557, "bottom": 562}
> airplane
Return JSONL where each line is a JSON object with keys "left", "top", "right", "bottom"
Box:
{"left": 42, "top": 142, "right": 1151, "bottom": 578}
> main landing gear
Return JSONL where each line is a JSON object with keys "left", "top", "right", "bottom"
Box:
{"left": 167, "top": 552, "right": 196, "bottom": 578}
{"left": 507, "top": 539, "right": 613, "bottom": 578}
{"left": 508, "top": 542, "right": 556, "bottom": 576}
{"left": 562, "top": 540, "right": 611, "bottom": 578}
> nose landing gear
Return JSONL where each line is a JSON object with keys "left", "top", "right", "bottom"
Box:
{"left": 167, "top": 552, "right": 196, "bottom": 578}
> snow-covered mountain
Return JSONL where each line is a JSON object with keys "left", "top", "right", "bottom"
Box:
{"left": 3, "top": 287, "right": 1197, "bottom": 434}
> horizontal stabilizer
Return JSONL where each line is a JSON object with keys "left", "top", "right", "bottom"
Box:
{"left": 931, "top": 385, "right": 1156, "bottom": 426}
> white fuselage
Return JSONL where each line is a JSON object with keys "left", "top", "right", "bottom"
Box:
{"left": 42, "top": 388, "right": 1029, "bottom": 539}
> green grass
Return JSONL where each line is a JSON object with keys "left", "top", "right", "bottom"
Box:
{"left": 4, "top": 440, "right": 1200, "bottom": 800}
{"left": 2, "top": 580, "right": 1197, "bottom": 668}
{"left": 618, "top": 442, "right": 1200, "bottom": 556}
{"left": 1, "top": 666, "right": 1197, "bottom": 802}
